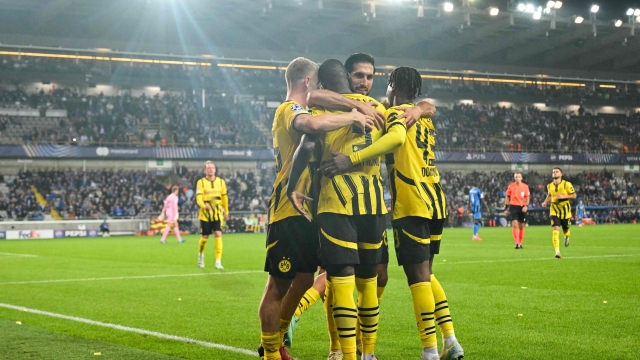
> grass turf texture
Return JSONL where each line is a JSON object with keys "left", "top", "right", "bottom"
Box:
{"left": 1, "top": 225, "right": 639, "bottom": 359}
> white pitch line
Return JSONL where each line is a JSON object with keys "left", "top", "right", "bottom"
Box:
{"left": 0, "top": 303, "right": 256, "bottom": 357}
{"left": 437, "top": 253, "right": 639, "bottom": 266}
{"left": 0, "top": 270, "right": 263, "bottom": 285}
{"left": 0, "top": 252, "right": 38, "bottom": 258}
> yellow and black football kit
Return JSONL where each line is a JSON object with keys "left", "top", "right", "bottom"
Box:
{"left": 349, "top": 103, "right": 446, "bottom": 265}
{"left": 265, "top": 100, "right": 319, "bottom": 279}
{"left": 547, "top": 180, "right": 575, "bottom": 230}
{"left": 313, "top": 93, "right": 387, "bottom": 267}
{"left": 196, "top": 176, "right": 228, "bottom": 234}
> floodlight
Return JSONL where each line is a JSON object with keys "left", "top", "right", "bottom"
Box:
{"left": 635, "top": 9, "right": 640, "bottom": 16}
{"left": 489, "top": 7, "right": 499, "bottom": 16}
{"left": 615, "top": 19, "right": 623, "bottom": 27}
{"left": 537, "top": 6, "right": 542, "bottom": 12}
{"left": 547, "top": 1, "right": 555, "bottom": 8}
{"left": 554, "top": 1, "right": 562, "bottom": 9}
{"left": 525, "top": 4, "right": 534, "bottom": 13}
{"left": 533, "top": 12, "right": 541, "bottom": 20}
{"left": 517, "top": 3, "right": 525, "bottom": 11}
{"left": 575, "top": 16, "right": 584, "bottom": 24}
{"left": 443, "top": 2, "right": 453, "bottom": 12}
{"left": 627, "top": 8, "right": 634, "bottom": 16}
{"left": 544, "top": 7, "right": 551, "bottom": 14}
{"left": 637, "top": 15, "right": 640, "bottom": 23}
{"left": 590, "top": 5, "right": 599, "bottom": 13}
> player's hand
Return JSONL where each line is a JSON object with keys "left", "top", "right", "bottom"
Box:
{"left": 522, "top": 205, "right": 528, "bottom": 213}
{"left": 223, "top": 214, "right": 229, "bottom": 222}
{"left": 319, "top": 152, "right": 357, "bottom": 177}
{"left": 396, "top": 105, "right": 424, "bottom": 128}
{"left": 173, "top": 214, "right": 179, "bottom": 222}
{"left": 556, "top": 194, "right": 566, "bottom": 200}
{"left": 357, "top": 102, "right": 385, "bottom": 129}
{"left": 204, "top": 204, "right": 212, "bottom": 211}
{"left": 541, "top": 202, "right": 547, "bottom": 207}
{"left": 351, "top": 108, "right": 376, "bottom": 131}
{"left": 288, "top": 191, "right": 313, "bottom": 222}
{"left": 157, "top": 213, "right": 165, "bottom": 221}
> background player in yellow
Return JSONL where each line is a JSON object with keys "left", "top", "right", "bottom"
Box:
{"left": 258, "top": 57, "right": 377, "bottom": 360}
{"left": 320, "top": 66, "right": 464, "bottom": 360}
{"left": 542, "top": 167, "right": 576, "bottom": 259}
{"left": 195, "top": 161, "right": 228, "bottom": 269}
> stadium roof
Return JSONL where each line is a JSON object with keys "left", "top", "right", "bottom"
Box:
{"left": 1, "top": 0, "right": 639, "bottom": 78}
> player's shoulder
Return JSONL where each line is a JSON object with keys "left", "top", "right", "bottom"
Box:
{"left": 385, "top": 104, "right": 409, "bottom": 121}
{"left": 277, "top": 100, "right": 307, "bottom": 116}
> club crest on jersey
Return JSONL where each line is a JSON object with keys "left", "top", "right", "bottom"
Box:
{"left": 279, "top": 258, "right": 292, "bottom": 273}
{"left": 290, "top": 104, "right": 304, "bottom": 112}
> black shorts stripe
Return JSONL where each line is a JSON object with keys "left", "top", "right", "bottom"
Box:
{"left": 361, "top": 176, "right": 372, "bottom": 215}
{"left": 373, "top": 175, "right": 382, "bottom": 214}
{"left": 343, "top": 175, "right": 360, "bottom": 215}
{"left": 332, "top": 178, "right": 348, "bottom": 207}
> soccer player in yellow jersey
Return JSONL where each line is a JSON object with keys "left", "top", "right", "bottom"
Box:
{"left": 541, "top": 167, "right": 576, "bottom": 259}
{"left": 195, "top": 161, "right": 227, "bottom": 269}
{"left": 320, "top": 67, "right": 465, "bottom": 360}
{"left": 258, "top": 57, "right": 376, "bottom": 360}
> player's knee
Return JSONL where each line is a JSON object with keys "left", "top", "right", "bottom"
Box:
{"left": 214, "top": 231, "right": 222, "bottom": 238}
{"left": 403, "top": 261, "right": 431, "bottom": 285}
{"left": 201, "top": 235, "right": 209, "bottom": 240}
{"left": 267, "top": 276, "right": 293, "bottom": 299}
{"left": 291, "top": 273, "right": 314, "bottom": 293}
{"left": 376, "top": 265, "right": 389, "bottom": 287}
{"left": 354, "top": 264, "right": 377, "bottom": 279}
{"left": 326, "top": 265, "right": 354, "bottom": 278}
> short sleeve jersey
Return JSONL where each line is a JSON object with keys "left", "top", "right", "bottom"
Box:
{"left": 546, "top": 180, "right": 575, "bottom": 220}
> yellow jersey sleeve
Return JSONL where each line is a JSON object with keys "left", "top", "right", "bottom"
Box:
{"left": 284, "top": 102, "right": 310, "bottom": 133}
{"left": 196, "top": 179, "right": 205, "bottom": 208}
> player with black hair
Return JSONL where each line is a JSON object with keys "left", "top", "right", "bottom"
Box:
{"left": 541, "top": 167, "right": 576, "bottom": 258}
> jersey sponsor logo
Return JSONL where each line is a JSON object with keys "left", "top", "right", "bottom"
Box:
{"left": 278, "top": 258, "right": 292, "bottom": 273}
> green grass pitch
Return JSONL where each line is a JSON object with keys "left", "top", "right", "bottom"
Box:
{"left": 1, "top": 225, "right": 639, "bottom": 359}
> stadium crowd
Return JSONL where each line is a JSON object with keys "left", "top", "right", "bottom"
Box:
{"left": 2, "top": 168, "right": 638, "bottom": 227}
{"left": 2, "top": 88, "right": 639, "bottom": 153}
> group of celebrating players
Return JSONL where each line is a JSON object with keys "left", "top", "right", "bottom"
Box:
{"left": 171, "top": 52, "right": 579, "bottom": 360}
{"left": 256, "top": 53, "right": 464, "bottom": 360}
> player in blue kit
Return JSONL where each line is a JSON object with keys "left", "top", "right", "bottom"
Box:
{"left": 469, "top": 185, "right": 489, "bottom": 241}
{"left": 576, "top": 200, "right": 586, "bottom": 227}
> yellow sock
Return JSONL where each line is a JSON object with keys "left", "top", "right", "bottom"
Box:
{"left": 325, "top": 280, "right": 341, "bottom": 351}
{"left": 198, "top": 237, "right": 208, "bottom": 254}
{"left": 215, "top": 236, "right": 223, "bottom": 261}
{"left": 279, "top": 318, "right": 291, "bottom": 345}
{"left": 295, "top": 287, "right": 321, "bottom": 318}
{"left": 331, "top": 275, "right": 357, "bottom": 360}
{"left": 552, "top": 230, "right": 560, "bottom": 252}
{"left": 430, "top": 275, "right": 455, "bottom": 337}
{"left": 261, "top": 331, "right": 280, "bottom": 360}
{"left": 564, "top": 229, "right": 571, "bottom": 237}
{"left": 377, "top": 286, "right": 386, "bottom": 304}
{"left": 356, "top": 276, "right": 379, "bottom": 355}
{"left": 410, "top": 282, "right": 437, "bottom": 350}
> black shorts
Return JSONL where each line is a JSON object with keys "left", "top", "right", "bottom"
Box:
{"left": 392, "top": 216, "right": 441, "bottom": 266}
{"left": 550, "top": 216, "right": 570, "bottom": 231}
{"left": 200, "top": 220, "right": 221, "bottom": 235}
{"left": 317, "top": 213, "right": 386, "bottom": 267}
{"left": 264, "top": 216, "right": 320, "bottom": 280}
{"left": 509, "top": 206, "right": 527, "bottom": 223}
